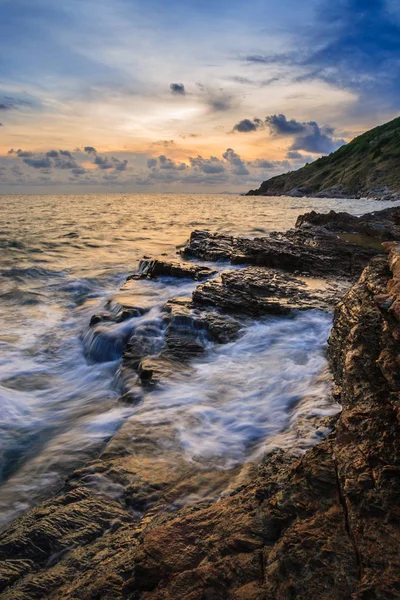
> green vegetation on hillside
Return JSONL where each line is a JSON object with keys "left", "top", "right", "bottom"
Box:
{"left": 247, "top": 116, "right": 400, "bottom": 196}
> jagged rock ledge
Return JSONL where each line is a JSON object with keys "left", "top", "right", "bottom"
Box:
{"left": 0, "top": 209, "right": 400, "bottom": 599}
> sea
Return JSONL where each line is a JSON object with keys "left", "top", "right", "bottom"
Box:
{"left": 0, "top": 193, "right": 397, "bottom": 529}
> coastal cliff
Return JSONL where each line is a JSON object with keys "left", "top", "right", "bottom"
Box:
{"left": 247, "top": 116, "right": 400, "bottom": 200}
{"left": 1, "top": 208, "right": 400, "bottom": 599}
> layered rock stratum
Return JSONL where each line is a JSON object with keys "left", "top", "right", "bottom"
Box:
{"left": 1, "top": 208, "right": 400, "bottom": 599}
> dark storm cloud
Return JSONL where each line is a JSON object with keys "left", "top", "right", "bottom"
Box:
{"left": 245, "top": 1, "right": 400, "bottom": 109}
{"left": 46, "top": 150, "right": 59, "bottom": 158}
{"left": 233, "top": 118, "right": 264, "bottom": 133}
{"left": 266, "top": 114, "right": 306, "bottom": 135}
{"left": 231, "top": 113, "right": 344, "bottom": 154}
{"left": 170, "top": 83, "right": 186, "bottom": 95}
{"left": 0, "top": 103, "right": 14, "bottom": 110}
{"left": 266, "top": 114, "right": 346, "bottom": 154}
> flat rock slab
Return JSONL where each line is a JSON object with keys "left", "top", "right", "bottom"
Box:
{"left": 193, "top": 266, "right": 347, "bottom": 315}
{"left": 183, "top": 226, "right": 378, "bottom": 278}
{"left": 129, "top": 258, "right": 217, "bottom": 281}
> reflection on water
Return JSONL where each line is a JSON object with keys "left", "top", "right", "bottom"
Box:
{"left": 337, "top": 232, "right": 385, "bottom": 252}
{"left": 0, "top": 193, "right": 398, "bottom": 527}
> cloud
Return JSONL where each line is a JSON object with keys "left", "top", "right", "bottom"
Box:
{"left": 286, "top": 151, "right": 303, "bottom": 159}
{"left": 170, "top": 83, "right": 186, "bottom": 95}
{"left": 231, "top": 112, "right": 345, "bottom": 154}
{"left": 148, "top": 155, "right": 187, "bottom": 171}
{"left": 189, "top": 155, "right": 225, "bottom": 174}
{"left": 16, "top": 149, "right": 34, "bottom": 158}
{"left": 54, "top": 155, "right": 80, "bottom": 170}
{"left": 10, "top": 147, "right": 129, "bottom": 181}
{"left": 233, "top": 118, "right": 264, "bottom": 133}
{"left": 0, "top": 103, "right": 14, "bottom": 110}
{"left": 302, "top": 0, "right": 400, "bottom": 104}
{"left": 207, "top": 90, "right": 235, "bottom": 112}
{"left": 71, "top": 167, "right": 86, "bottom": 177}
{"left": 23, "top": 156, "right": 52, "bottom": 169}
{"left": 152, "top": 140, "right": 175, "bottom": 148}
{"left": 249, "top": 158, "right": 283, "bottom": 169}
{"left": 93, "top": 154, "right": 128, "bottom": 171}
{"left": 222, "top": 148, "right": 249, "bottom": 176}
{"left": 94, "top": 155, "right": 113, "bottom": 170}
{"left": 245, "top": 1, "right": 400, "bottom": 110}
{"left": 266, "top": 114, "right": 346, "bottom": 154}
{"left": 266, "top": 114, "right": 306, "bottom": 135}
{"left": 84, "top": 146, "right": 97, "bottom": 154}
{"left": 142, "top": 148, "right": 259, "bottom": 185}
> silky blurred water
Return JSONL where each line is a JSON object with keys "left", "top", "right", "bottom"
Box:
{"left": 0, "top": 193, "right": 397, "bottom": 527}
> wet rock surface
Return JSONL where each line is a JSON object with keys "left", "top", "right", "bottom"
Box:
{"left": 1, "top": 211, "right": 400, "bottom": 599}
{"left": 296, "top": 206, "right": 400, "bottom": 240}
{"left": 119, "top": 295, "right": 242, "bottom": 391}
{"left": 183, "top": 226, "right": 378, "bottom": 278}
{"left": 130, "top": 258, "right": 218, "bottom": 281}
{"left": 193, "top": 267, "right": 345, "bottom": 315}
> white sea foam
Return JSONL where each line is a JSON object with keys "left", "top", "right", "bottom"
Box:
{"left": 0, "top": 192, "right": 393, "bottom": 527}
{"left": 127, "top": 310, "right": 338, "bottom": 469}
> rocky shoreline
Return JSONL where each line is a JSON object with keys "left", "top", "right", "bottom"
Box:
{"left": 1, "top": 208, "right": 400, "bottom": 599}
{"left": 246, "top": 185, "right": 400, "bottom": 203}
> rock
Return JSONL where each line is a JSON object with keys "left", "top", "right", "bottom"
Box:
{"left": 163, "top": 296, "right": 242, "bottom": 344}
{"left": 1, "top": 247, "right": 400, "bottom": 599}
{"left": 129, "top": 258, "right": 217, "bottom": 281}
{"left": 89, "top": 308, "right": 145, "bottom": 327}
{"left": 183, "top": 226, "right": 377, "bottom": 278}
{"left": 119, "top": 296, "right": 241, "bottom": 391}
{"left": 193, "top": 266, "right": 345, "bottom": 315}
{"left": 2, "top": 216, "right": 400, "bottom": 599}
{"left": 296, "top": 206, "right": 400, "bottom": 240}
{"left": 182, "top": 230, "right": 234, "bottom": 262}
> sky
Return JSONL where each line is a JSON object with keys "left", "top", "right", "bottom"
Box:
{"left": 0, "top": 0, "right": 399, "bottom": 193}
